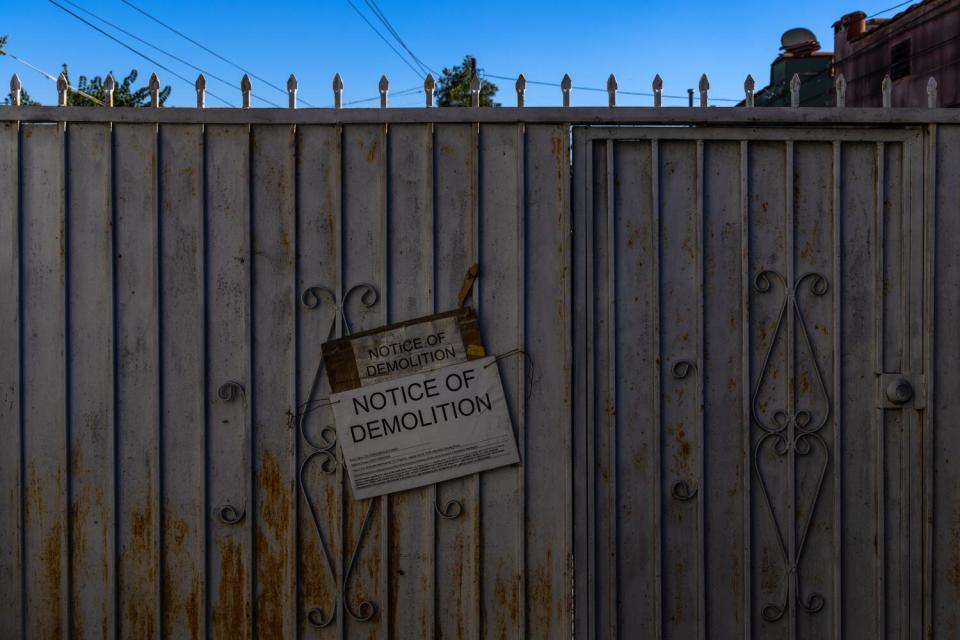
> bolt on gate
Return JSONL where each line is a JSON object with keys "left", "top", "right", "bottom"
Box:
{"left": 1, "top": 70, "right": 960, "bottom": 639}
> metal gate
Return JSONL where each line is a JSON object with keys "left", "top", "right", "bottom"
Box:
{"left": 572, "top": 126, "right": 937, "bottom": 639}
{"left": 1, "top": 101, "right": 960, "bottom": 640}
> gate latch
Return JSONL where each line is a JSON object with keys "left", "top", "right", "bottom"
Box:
{"left": 878, "top": 373, "right": 926, "bottom": 409}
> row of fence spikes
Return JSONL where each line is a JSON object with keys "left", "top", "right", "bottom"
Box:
{"left": 6, "top": 70, "right": 942, "bottom": 108}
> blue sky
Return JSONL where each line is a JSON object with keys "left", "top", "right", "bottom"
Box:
{"left": 2, "top": 0, "right": 908, "bottom": 108}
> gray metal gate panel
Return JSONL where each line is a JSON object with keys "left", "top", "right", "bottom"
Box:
{"left": 573, "top": 126, "right": 931, "bottom": 640}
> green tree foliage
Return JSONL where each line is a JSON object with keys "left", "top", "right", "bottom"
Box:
{"left": 436, "top": 55, "right": 499, "bottom": 107}
{"left": 63, "top": 64, "right": 171, "bottom": 107}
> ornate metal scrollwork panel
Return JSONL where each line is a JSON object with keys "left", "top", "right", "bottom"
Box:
{"left": 751, "top": 269, "right": 831, "bottom": 623}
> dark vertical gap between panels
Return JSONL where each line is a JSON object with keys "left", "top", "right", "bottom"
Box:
{"left": 201, "top": 122, "right": 212, "bottom": 640}
{"left": 63, "top": 120, "right": 74, "bottom": 640}
{"left": 831, "top": 140, "right": 843, "bottom": 640}
{"left": 739, "top": 139, "right": 751, "bottom": 640}
{"left": 247, "top": 123, "right": 257, "bottom": 638}
{"left": 17, "top": 120, "right": 26, "bottom": 640}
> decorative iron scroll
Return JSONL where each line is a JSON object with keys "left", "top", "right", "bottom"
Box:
{"left": 296, "top": 283, "right": 381, "bottom": 627}
{"left": 670, "top": 359, "right": 699, "bottom": 501}
{"left": 751, "top": 270, "right": 830, "bottom": 622}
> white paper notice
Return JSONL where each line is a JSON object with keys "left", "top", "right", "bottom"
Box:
{"left": 330, "top": 356, "right": 520, "bottom": 499}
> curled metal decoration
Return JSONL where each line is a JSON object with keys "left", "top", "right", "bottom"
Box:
{"left": 297, "top": 282, "right": 383, "bottom": 628}
{"left": 218, "top": 380, "right": 245, "bottom": 402}
{"left": 750, "top": 270, "right": 830, "bottom": 623}
{"left": 217, "top": 503, "right": 245, "bottom": 525}
{"left": 670, "top": 359, "right": 699, "bottom": 500}
{"left": 435, "top": 495, "right": 464, "bottom": 519}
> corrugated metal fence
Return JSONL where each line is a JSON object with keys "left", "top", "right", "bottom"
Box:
{"left": 2, "top": 91, "right": 960, "bottom": 639}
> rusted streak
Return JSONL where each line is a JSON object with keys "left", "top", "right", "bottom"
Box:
{"left": 212, "top": 539, "right": 247, "bottom": 639}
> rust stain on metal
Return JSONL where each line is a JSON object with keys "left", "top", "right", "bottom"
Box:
{"left": 41, "top": 520, "right": 65, "bottom": 639}
{"left": 528, "top": 548, "right": 554, "bottom": 633}
{"left": 366, "top": 139, "right": 380, "bottom": 163}
{"left": 255, "top": 450, "right": 291, "bottom": 638}
{"left": 124, "top": 496, "right": 158, "bottom": 639}
{"left": 672, "top": 423, "right": 692, "bottom": 474}
{"left": 213, "top": 539, "right": 247, "bottom": 639}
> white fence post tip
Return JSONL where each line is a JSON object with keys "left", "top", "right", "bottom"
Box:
{"left": 790, "top": 73, "right": 801, "bottom": 108}
{"left": 241, "top": 73, "right": 252, "bottom": 109}
{"left": 149, "top": 72, "right": 161, "bottom": 108}
{"left": 835, "top": 73, "right": 846, "bottom": 108}
{"left": 516, "top": 74, "right": 526, "bottom": 108}
{"left": 333, "top": 73, "right": 344, "bottom": 109}
{"left": 195, "top": 74, "right": 206, "bottom": 109}
{"left": 561, "top": 74, "right": 571, "bottom": 107}
{"left": 652, "top": 74, "right": 663, "bottom": 107}
{"left": 469, "top": 74, "right": 481, "bottom": 107}
{"left": 607, "top": 73, "right": 617, "bottom": 107}
{"left": 57, "top": 72, "right": 69, "bottom": 106}
{"left": 103, "top": 73, "right": 116, "bottom": 107}
{"left": 927, "top": 76, "right": 938, "bottom": 108}
{"left": 744, "top": 74, "right": 755, "bottom": 107}
{"left": 424, "top": 74, "right": 435, "bottom": 107}
{"left": 10, "top": 74, "right": 22, "bottom": 107}
{"left": 287, "top": 74, "right": 298, "bottom": 109}
{"left": 882, "top": 74, "right": 892, "bottom": 108}
{"left": 698, "top": 74, "right": 709, "bottom": 107}
{"left": 379, "top": 74, "right": 389, "bottom": 109}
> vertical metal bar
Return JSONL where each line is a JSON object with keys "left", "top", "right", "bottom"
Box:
{"left": 380, "top": 122, "right": 390, "bottom": 640}
{"left": 739, "top": 139, "right": 752, "bottom": 640}
{"left": 246, "top": 123, "right": 256, "bottom": 640}
{"left": 831, "top": 140, "right": 843, "bottom": 640}
{"left": 874, "top": 141, "right": 886, "bottom": 640}
{"left": 201, "top": 121, "right": 210, "bottom": 640}
{"left": 695, "top": 139, "right": 706, "bottom": 640}
{"left": 292, "top": 123, "right": 301, "bottom": 638}
{"left": 785, "top": 140, "right": 796, "bottom": 640}
{"left": 154, "top": 122, "right": 165, "bottom": 640}
{"left": 516, "top": 121, "right": 527, "bottom": 640}
{"left": 584, "top": 132, "right": 596, "bottom": 640}
{"left": 922, "top": 125, "right": 936, "bottom": 640}
{"left": 650, "top": 138, "right": 663, "bottom": 640}
{"left": 899, "top": 139, "right": 910, "bottom": 637}
{"left": 63, "top": 119, "right": 74, "bottom": 640}
{"left": 471, "top": 119, "right": 482, "bottom": 640}
{"left": 335, "top": 123, "right": 345, "bottom": 640}
{"left": 604, "top": 138, "right": 618, "bottom": 639}
{"left": 428, "top": 122, "right": 438, "bottom": 640}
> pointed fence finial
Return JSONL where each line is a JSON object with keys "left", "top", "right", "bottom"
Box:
{"left": 881, "top": 74, "right": 892, "bottom": 108}
{"left": 195, "top": 74, "right": 206, "bottom": 108}
{"left": 744, "top": 74, "right": 755, "bottom": 107}
{"left": 57, "top": 72, "right": 69, "bottom": 106}
{"left": 469, "top": 73, "right": 481, "bottom": 107}
{"left": 9, "top": 74, "right": 22, "bottom": 107}
{"left": 607, "top": 73, "right": 617, "bottom": 107}
{"left": 424, "top": 74, "right": 435, "bottom": 107}
{"left": 103, "top": 73, "right": 116, "bottom": 107}
{"left": 149, "top": 72, "right": 161, "bottom": 108}
{"left": 240, "top": 74, "right": 252, "bottom": 108}
{"left": 652, "top": 74, "right": 663, "bottom": 107}
{"left": 333, "top": 73, "right": 343, "bottom": 109}
{"left": 927, "top": 76, "right": 938, "bottom": 108}
{"left": 698, "top": 74, "right": 709, "bottom": 107}
{"left": 790, "top": 73, "right": 801, "bottom": 108}
{"left": 835, "top": 73, "right": 846, "bottom": 108}
{"left": 287, "top": 73, "right": 298, "bottom": 109}
{"left": 379, "top": 74, "right": 389, "bottom": 108}
{"left": 561, "top": 73, "right": 571, "bottom": 107}
{"left": 516, "top": 74, "right": 526, "bottom": 108}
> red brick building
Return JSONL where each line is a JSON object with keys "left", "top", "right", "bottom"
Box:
{"left": 834, "top": 0, "right": 960, "bottom": 107}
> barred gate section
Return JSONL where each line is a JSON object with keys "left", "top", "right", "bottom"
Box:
{"left": 0, "top": 120, "right": 572, "bottom": 639}
{"left": 2, "top": 108, "right": 960, "bottom": 640}
{"left": 573, "top": 125, "right": 951, "bottom": 640}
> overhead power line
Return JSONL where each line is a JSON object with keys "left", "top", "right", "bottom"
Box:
{"left": 362, "top": 0, "right": 437, "bottom": 77}
{"left": 482, "top": 73, "right": 741, "bottom": 103}
{"left": 2, "top": 49, "right": 103, "bottom": 104}
{"left": 57, "top": 0, "right": 280, "bottom": 107}
{"left": 344, "top": 0, "right": 425, "bottom": 79}
{"left": 47, "top": 0, "right": 234, "bottom": 106}
{"left": 868, "top": 0, "right": 915, "bottom": 18}
{"left": 118, "top": 0, "right": 312, "bottom": 106}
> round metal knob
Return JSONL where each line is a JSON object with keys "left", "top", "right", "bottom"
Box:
{"left": 885, "top": 377, "right": 914, "bottom": 405}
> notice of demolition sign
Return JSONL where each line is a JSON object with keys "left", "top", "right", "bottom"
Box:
{"left": 322, "top": 308, "right": 485, "bottom": 393}
{"left": 330, "top": 356, "right": 520, "bottom": 499}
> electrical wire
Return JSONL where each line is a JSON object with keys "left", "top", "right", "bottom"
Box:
{"left": 362, "top": 0, "right": 438, "bottom": 77}
{"left": 1, "top": 49, "right": 103, "bottom": 104}
{"left": 344, "top": 0, "right": 425, "bottom": 79}
{"left": 47, "top": 0, "right": 234, "bottom": 106}
{"left": 118, "top": 0, "right": 313, "bottom": 106}
{"left": 483, "top": 73, "right": 741, "bottom": 103}
{"left": 56, "top": 0, "right": 280, "bottom": 107}
{"left": 868, "top": 0, "right": 915, "bottom": 18}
